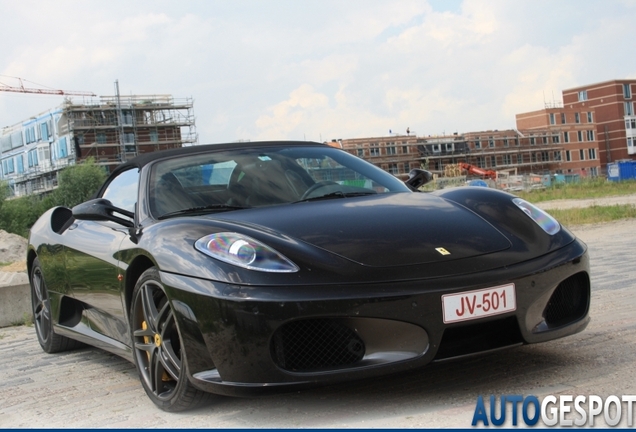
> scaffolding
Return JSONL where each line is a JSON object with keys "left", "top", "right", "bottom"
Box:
{"left": 62, "top": 94, "right": 197, "bottom": 168}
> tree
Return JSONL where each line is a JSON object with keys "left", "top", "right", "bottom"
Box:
{"left": 52, "top": 157, "right": 107, "bottom": 208}
{"left": 0, "top": 180, "right": 8, "bottom": 212}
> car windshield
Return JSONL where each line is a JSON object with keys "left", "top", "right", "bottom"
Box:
{"left": 148, "top": 145, "right": 410, "bottom": 219}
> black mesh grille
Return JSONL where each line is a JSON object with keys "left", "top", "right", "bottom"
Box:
{"left": 544, "top": 272, "right": 590, "bottom": 327}
{"left": 271, "top": 319, "right": 365, "bottom": 372}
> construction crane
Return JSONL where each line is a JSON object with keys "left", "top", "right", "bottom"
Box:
{"left": 0, "top": 76, "right": 95, "bottom": 97}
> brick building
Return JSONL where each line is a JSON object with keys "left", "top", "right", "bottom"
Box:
{"left": 515, "top": 105, "right": 601, "bottom": 177}
{"left": 561, "top": 79, "right": 636, "bottom": 167}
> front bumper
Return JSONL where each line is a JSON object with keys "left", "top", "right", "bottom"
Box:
{"left": 162, "top": 238, "right": 590, "bottom": 397}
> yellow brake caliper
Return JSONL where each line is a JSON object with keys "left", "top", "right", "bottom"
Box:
{"left": 142, "top": 320, "right": 173, "bottom": 382}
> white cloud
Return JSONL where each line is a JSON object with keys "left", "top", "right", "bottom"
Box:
{"left": 2, "top": 0, "right": 636, "bottom": 142}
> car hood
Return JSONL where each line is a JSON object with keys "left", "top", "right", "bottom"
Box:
{"left": 217, "top": 192, "right": 511, "bottom": 267}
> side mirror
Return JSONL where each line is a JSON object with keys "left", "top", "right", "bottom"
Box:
{"left": 405, "top": 169, "right": 433, "bottom": 191}
{"left": 72, "top": 198, "right": 134, "bottom": 228}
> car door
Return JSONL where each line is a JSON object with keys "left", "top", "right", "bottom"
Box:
{"left": 63, "top": 168, "right": 139, "bottom": 345}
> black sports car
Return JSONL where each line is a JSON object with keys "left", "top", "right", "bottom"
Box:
{"left": 27, "top": 141, "right": 590, "bottom": 411}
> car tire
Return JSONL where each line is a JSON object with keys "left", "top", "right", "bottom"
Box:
{"left": 30, "top": 257, "right": 82, "bottom": 353}
{"left": 130, "top": 267, "right": 211, "bottom": 412}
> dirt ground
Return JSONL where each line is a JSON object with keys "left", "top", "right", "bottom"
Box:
{"left": 536, "top": 192, "right": 636, "bottom": 210}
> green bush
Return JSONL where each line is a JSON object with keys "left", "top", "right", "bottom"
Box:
{"left": 0, "top": 158, "right": 107, "bottom": 238}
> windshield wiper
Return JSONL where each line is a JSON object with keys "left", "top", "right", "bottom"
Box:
{"left": 293, "top": 191, "right": 377, "bottom": 204}
{"left": 158, "top": 204, "right": 248, "bottom": 219}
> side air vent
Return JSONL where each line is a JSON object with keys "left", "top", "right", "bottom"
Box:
{"left": 544, "top": 272, "right": 590, "bottom": 328}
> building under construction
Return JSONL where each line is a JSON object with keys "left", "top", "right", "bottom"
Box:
{"left": 0, "top": 94, "right": 196, "bottom": 197}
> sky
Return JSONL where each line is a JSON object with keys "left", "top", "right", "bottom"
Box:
{"left": 1, "top": 0, "right": 636, "bottom": 144}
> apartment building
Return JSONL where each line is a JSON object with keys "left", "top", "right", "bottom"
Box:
{"left": 340, "top": 128, "right": 586, "bottom": 179}
{"left": 341, "top": 80, "right": 635, "bottom": 180}
{"left": 516, "top": 105, "right": 601, "bottom": 177}
{"left": 561, "top": 79, "right": 636, "bottom": 167}
{"left": 0, "top": 95, "right": 196, "bottom": 197}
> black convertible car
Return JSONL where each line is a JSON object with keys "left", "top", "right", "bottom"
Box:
{"left": 27, "top": 141, "right": 590, "bottom": 411}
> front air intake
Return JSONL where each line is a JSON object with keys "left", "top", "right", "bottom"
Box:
{"left": 544, "top": 272, "right": 590, "bottom": 328}
{"left": 271, "top": 319, "right": 365, "bottom": 372}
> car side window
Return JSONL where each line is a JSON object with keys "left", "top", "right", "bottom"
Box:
{"left": 102, "top": 169, "right": 139, "bottom": 213}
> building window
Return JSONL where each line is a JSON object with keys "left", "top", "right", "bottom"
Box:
{"left": 626, "top": 118, "right": 636, "bottom": 129}
{"left": 624, "top": 83, "right": 632, "bottom": 99}
{"left": 97, "top": 133, "right": 107, "bottom": 144}
{"left": 578, "top": 90, "right": 588, "bottom": 101}
{"left": 514, "top": 138, "right": 520, "bottom": 146}
{"left": 588, "top": 148, "right": 597, "bottom": 159}
{"left": 386, "top": 146, "right": 397, "bottom": 155}
{"left": 566, "top": 150, "right": 571, "bottom": 162}
{"left": 542, "top": 136, "right": 548, "bottom": 144}
{"left": 625, "top": 102, "right": 634, "bottom": 116}
{"left": 554, "top": 151, "right": 562, "bottom": 161}
{"left": 541, "top": 151, "right": 549, "bottom": 162}
{"left": 490, "top": 156, "right": 496, "bottom": 167}
{"left": 627, "top": 137, "right": 634, "bottom": 153}
{"left": 590, "top": 167, "right": 598, "bottom": 176}
{"left": 370, "top": 147, "right": 380, "bottom": 157}
{"left": 561, "top": 113, "right": 566, "bottom": 124}
{"left": 27, "top": 149, "right": 38, "bottom": 167}
{"left": 552, "top": 135, "right": 560, "bottom": 144}
{"left": 530, "top": 137, "right": 536, "bottom": 145}
{"left": 531, "top": 152, "right": 537, "bottom": 163}
{"left": 518, "top": 153, "right": 524, "bottom": 164}
{"left": 474, "top": 137, "right": 481, "bottom": 149}
{"left": 503, "top": 138, "right": 509, "bottom": 147}
{"left": 577, "top": 131, "right": 584, "bottom": 142}
{"left": 587, "top": 112, "right": 593, "bottom": 123}
{"left": 150, "top": 129, "right": 159, "bottom": 142}
{"left": 503, "top": 154, "right": 511, "bottom": 165}
{"left": 357, "top": 149, "right": 364, "bottom": 157}
{"left": 579, "top": 149, "right": 585, "bottom": 160}
{"left": 549, "top": 113, "right": 555, "bottom": 125}
{"left": 402, "top": 146, "right": 409, "bottom": 154}
{"left": 477, "top": 157, "right": 485, "bottom": 168}
{"left": 403, "top": 163, "right": 410, "bottom": 173}
{"left": 587, "top": 130, "right": 595, "bottom": 141}
{"left": 575, "top": 112, "right": 580, "bottom": 124}
{"left": 16, "top": 155, "right": 24, "bottom": 174}
{"left": 388, "top": 163, "right": 398, "bottom": 174}
{"left": 58, "top": 137, "right": 68, "bottom": 158}
{"left": 563, "top": 131, "right": 570, "bottom": 143}
{"left": 488, "top": 137, "right": 494, "bottom": 148}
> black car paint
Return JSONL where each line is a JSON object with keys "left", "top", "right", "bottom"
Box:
{"left": 27, "top": 141, "right": 591, "bottom": 402}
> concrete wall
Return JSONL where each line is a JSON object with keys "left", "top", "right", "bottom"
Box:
{"left": 0, "top": 283, "right": 31, "bottom": 327}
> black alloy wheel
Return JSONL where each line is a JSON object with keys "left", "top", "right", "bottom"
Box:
{"left": 131, "top": 267, "right": 210, "bottom": 411}
{"left": 30, "top": 257, "right": 80, "bottom": 353}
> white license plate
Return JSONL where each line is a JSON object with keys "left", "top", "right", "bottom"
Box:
{"left": 442, "top": 283, "right": 516, "bottom": 324}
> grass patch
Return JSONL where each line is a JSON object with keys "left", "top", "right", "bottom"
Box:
{"left": 517, "top": 179, "right": 636, "bottom": 203}
{"left": 548, "top": 204, "right": 636, "bottom": 227}
{"left": 11, "top": 312, "right": 33, "bottom": 327}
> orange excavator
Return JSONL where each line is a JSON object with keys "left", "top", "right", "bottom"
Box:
{"left": 459, "top": 163, "right": 497, "bottom": 180}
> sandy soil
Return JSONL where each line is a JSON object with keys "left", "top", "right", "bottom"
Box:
{"left": 536, "top": 192, "right": 636, "bottom": 210}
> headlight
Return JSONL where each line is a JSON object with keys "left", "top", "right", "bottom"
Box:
{"left": 512, "top": 198, "right": 560, "bottom": 235}
{"left": 195, "top": 232, "right": 299, "bottom": 273}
